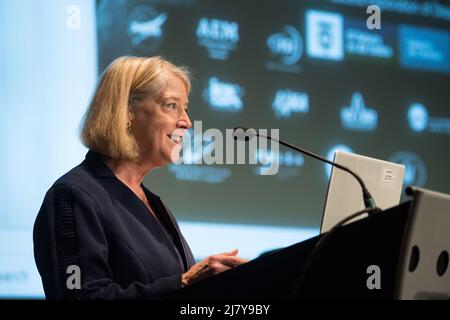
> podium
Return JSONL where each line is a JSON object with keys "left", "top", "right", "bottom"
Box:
{"left": 168, "top": 187, "right": 450, "bottom": 300}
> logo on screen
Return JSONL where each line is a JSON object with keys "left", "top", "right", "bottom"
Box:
{"left": 272, "top": 90, "right": 309, "bottom": 118}
{"left": 407, "top": 103, "right": 429, "bottom": 132}
{"left": 253, "top": 149, "right": 304, "bottom": 180}
{"left": 127, "top": 4, "right": 167, "bottom": 52}
{"left": 168, "top": 164, "right": 232, "bottom": 183}
{"left": 306, "top": 10, "right": 344, "bottom": 61}
{"left": 406, "top": 103, "right": 450, "bottom": 135}
{"left": 203, "top": 77, "right": 244, "bottom": 112}
{"left": 341, "top": 92, "right": 378, "bottom": 131}
{"left": 389, "top": 152, "right": 427, "bottom": 187}
{"left": 399, "top": 25, "right": 450, "bottom": 74}
{"left": 196, "top": 18, "right": 239, "bottom": 60}
{"left": 345, "top": 18, "right": 394, "bottom": 60}
{"left": 266, "top": 25, "right": 303, "bottom": 73}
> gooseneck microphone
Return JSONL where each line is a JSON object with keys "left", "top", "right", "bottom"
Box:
{"left": 233, "top": 126, "right": 382, "bottom": 298}
{"left": 232, "top": 126, "right": 380, "bottom": 212}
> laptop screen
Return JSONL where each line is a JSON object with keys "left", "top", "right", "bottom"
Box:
{"left": 321, "top": 151, "right": 405, "bottom": 233}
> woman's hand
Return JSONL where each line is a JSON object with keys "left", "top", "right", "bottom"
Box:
{"left": 181, "top": 249, "right": 248, "bottom": 287}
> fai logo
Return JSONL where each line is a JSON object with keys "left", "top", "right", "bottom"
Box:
{"left": 127, "top": 4, "right": 167, "bottom": 51}
{"left": 341, "top": 92, "right": 378, "bottom": 131}
{"left": 266, "top": 25, "right": 303, "bottom": 73}
{"left": 203, "top": 77, "right": 244, "bottom": 112}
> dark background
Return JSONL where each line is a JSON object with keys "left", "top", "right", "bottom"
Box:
{"left": 97, "top": 0, "right": 450, "bottom": 228}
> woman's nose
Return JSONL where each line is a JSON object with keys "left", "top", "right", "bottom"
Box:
{"left": 178, "top": 113, "right": 192, "bottom": 129}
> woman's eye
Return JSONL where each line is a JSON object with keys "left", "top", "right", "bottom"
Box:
{"left": 166, "top": 103, "right": 177, "bottom": 110}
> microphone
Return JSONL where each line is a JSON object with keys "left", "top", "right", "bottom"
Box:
{"left": 233, "top": 126, "right": 380, "bottom": 211}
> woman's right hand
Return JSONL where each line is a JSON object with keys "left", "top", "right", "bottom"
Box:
{"left": 181, "top": 249, "right": 248, "bottom": 287}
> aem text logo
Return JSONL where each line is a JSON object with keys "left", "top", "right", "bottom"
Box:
{"left": 196, "top": 18, "right": 239, "bottom": 60}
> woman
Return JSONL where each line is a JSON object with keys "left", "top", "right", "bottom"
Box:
{"left": 33, "top": 56, "right": 247, "bottom": 299}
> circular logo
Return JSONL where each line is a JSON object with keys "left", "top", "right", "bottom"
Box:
{"left": 127, "top": 4, "right": 167, "bottom": 52}
{"left": 267, "top": 25, "right": 303, "bottom": 65}
{"left": 389, "top": 151, "right": 427, "bottom": 188}
{"left": 407, "top": 103, "right": 429, "bottom": 132}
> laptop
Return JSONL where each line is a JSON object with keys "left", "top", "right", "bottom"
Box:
{"left": 320, "top": 151, "right": 405, "bottom": 233}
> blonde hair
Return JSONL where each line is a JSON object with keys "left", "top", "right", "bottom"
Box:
{"left": 81, "top": 56, "right": 191, "bottom": 160}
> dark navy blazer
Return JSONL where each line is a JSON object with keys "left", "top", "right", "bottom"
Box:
{"left": 33, "top": 150, "right": 195, "bottom": 299}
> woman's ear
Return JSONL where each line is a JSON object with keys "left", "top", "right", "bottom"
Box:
{"left": 126, "top": 110, "right": 134, "bottom": 133}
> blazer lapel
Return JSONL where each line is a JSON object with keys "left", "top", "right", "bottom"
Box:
{"left": 144, "top": 189, "right": 193, "bottom": 271}
{"left": 83, "top": 150, "right": 193, "bottom": 270}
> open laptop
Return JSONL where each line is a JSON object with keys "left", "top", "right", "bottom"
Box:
{"left": 320, "top": 151, "right": 405, "bottom": 233}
